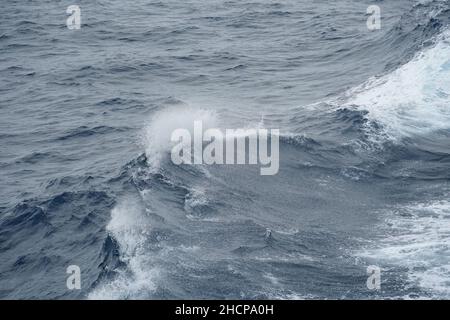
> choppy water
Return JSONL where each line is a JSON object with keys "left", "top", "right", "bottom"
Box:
{"left": 0, "top": 0, "right": 449, "bottom": 299}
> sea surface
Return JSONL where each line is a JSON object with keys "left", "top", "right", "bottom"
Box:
{"left": 0, "top": 0, "right": 449, "bottom": 299}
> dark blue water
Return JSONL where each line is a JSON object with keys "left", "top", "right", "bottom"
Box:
{"left": 0, "top": 0, "right": 449, "bottom": 299}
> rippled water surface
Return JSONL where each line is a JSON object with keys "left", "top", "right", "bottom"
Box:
{"left": 0, "top": 0, "right": 449, "bottom": 299}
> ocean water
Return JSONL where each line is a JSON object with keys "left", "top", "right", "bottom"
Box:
{"left": 0, "top": 0, "right": 449, "bottom": 299}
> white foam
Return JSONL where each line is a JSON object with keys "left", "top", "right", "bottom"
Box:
{"left": 346, "top": 29, "right": 450, "bottom": 140}
{"left": 357, "top": 200, "right": 450, "bottom": 298}
{"left": 88, "top": 199, "right": 159, "bottom": 299}
{"left": 141, "top": 106, "right": 218, "bottom": 170}
{"left": 184, "top": 187, "right": 209, "bottom": 214}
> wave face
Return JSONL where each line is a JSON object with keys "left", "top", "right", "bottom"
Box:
{"left": 346, "top": 29, "right": 450, "bottom": 141}
{"left": 1, "top": 0, "right": 450, "bottom": 299}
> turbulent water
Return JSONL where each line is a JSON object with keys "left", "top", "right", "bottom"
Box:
{"left": 1, "top": 0, "right": 449, "bottom": 299}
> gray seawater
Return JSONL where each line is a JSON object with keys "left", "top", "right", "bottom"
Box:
{"left": 1, "top": 0, "right": 449, "bottom": 299}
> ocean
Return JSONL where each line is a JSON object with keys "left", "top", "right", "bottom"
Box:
{"left": 0, "top": 0, "right": 449, "bottom": 299}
